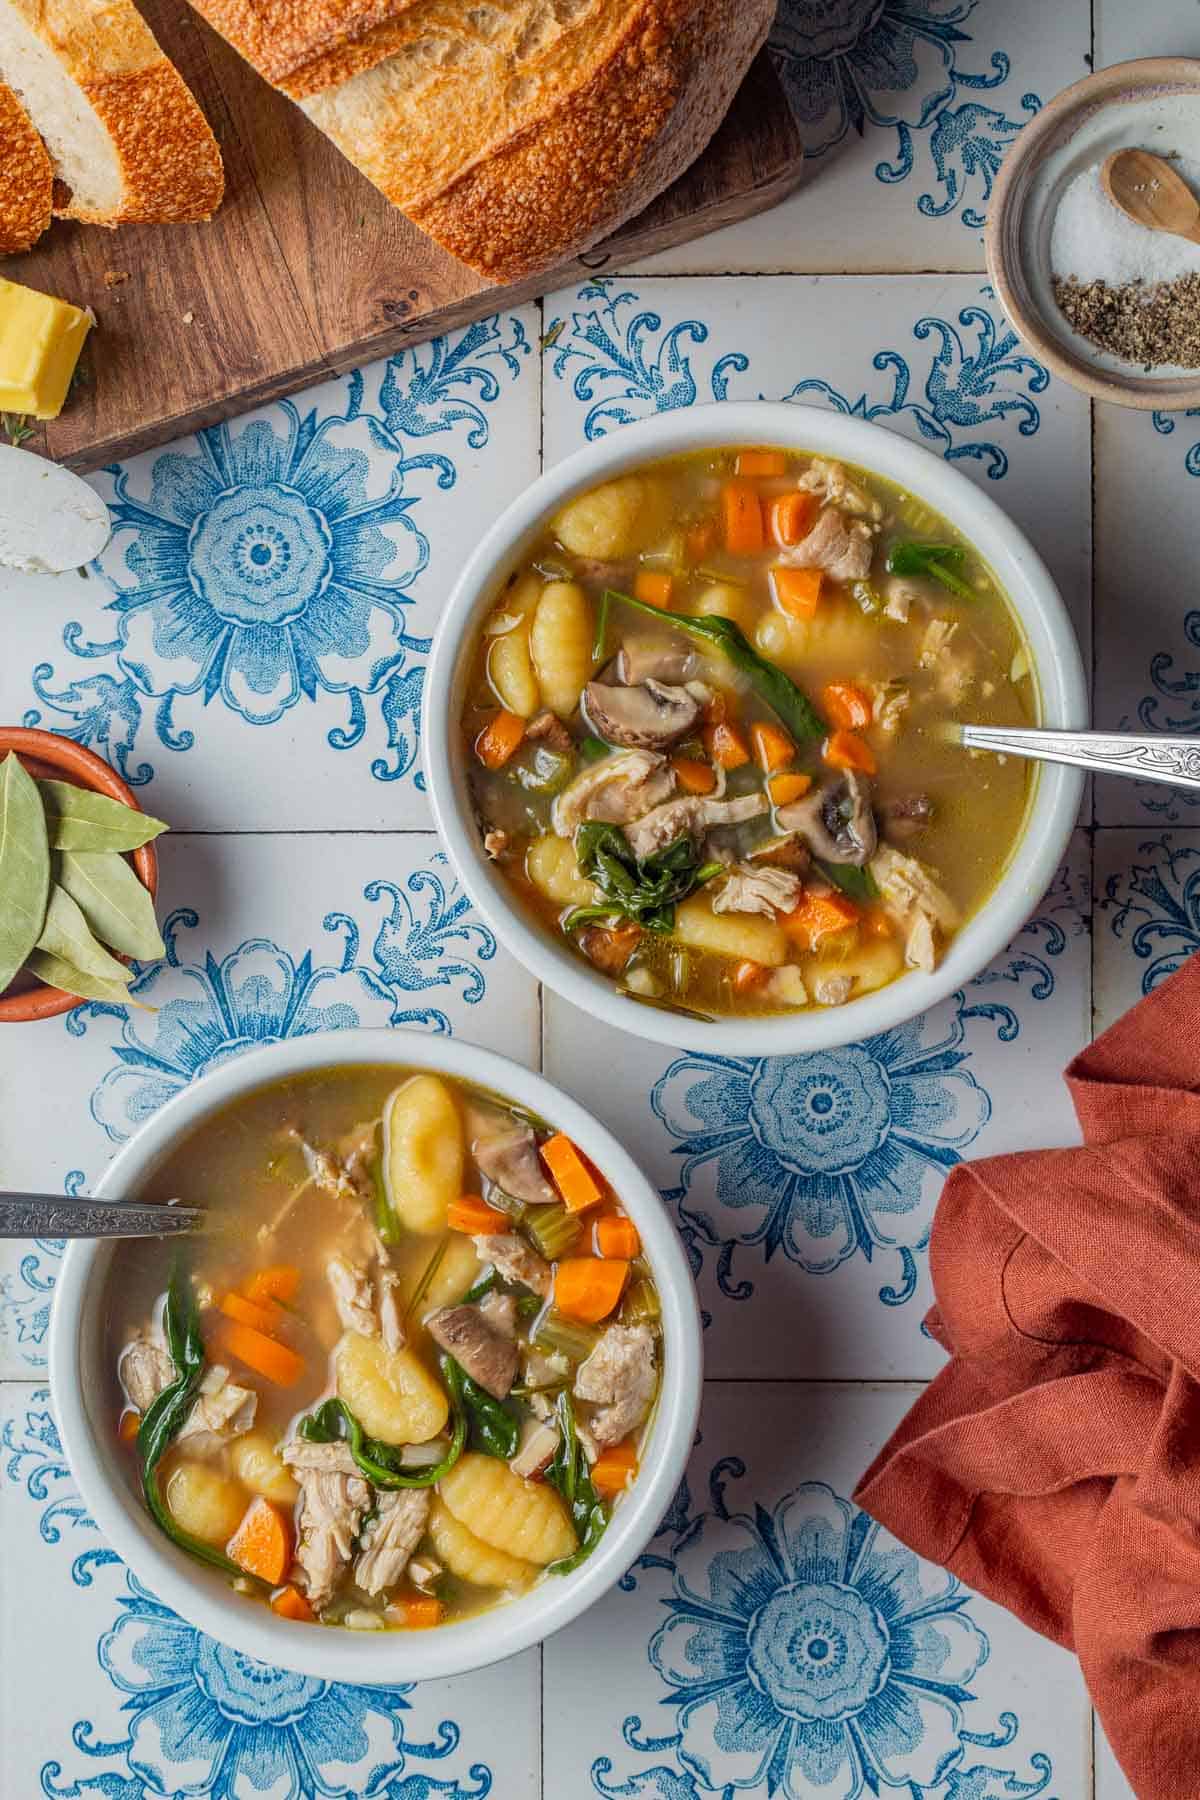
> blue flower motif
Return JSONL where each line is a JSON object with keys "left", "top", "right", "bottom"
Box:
{"left": 2, "top": 1391, "right": 97, "bottom": 1546}
{"left": 650, "top": 1482, "right": 988, "bottom": 1798}
{"left": 1152, "top": 406, "right": 1200, "bottom": 478}
{"left": 1102, "top": 834, "right": 1200, "bottom": 994}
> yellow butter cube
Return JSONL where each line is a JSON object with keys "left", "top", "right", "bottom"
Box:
{"left": 0, "top": 277, "right": 92, "bottom": 421}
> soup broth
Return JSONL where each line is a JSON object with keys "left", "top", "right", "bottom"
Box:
{"left": 106, "top": 1065, "right": 661, "bottom": 1631}
{"left": 463, "top": 448, "right": 1034, "bottom": 1019}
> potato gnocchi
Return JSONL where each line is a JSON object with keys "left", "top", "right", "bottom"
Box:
{"left": 439, "top": 1453, "right": 576, "bottom": 1566}
{"left": 383, "top": 1074, "right": 463, "bottom": 1235}
{"left": 334, "top": 1331, "right": 450, "bottom": 1445}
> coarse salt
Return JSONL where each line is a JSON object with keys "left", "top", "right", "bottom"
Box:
{"left": 1050, "top": 153, "right": 1200, "bottom": 287}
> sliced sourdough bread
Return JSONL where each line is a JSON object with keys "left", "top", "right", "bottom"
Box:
{"left": 184, "top": 0, "right": 773, "bottom": 281}
{"left": 0, "top": 79, "right": 52, "bottom": 253}
{"left": 0, "top": 0, "right": 224, "bottom": 227}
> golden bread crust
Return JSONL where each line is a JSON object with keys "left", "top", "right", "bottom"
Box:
{"left": 184, "top": 0, "right": 425, "bottom": 89}
{"left": 0, "top": 79, "right": 52, "bottom": 253}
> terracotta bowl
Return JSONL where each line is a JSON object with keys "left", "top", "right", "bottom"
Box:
{"left": 0, "top": 727, "right": 159, "bottom": 1024}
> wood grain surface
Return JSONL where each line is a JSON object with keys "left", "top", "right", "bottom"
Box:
{"left": 2, "top": 12, "right": 803, "bottom": 472}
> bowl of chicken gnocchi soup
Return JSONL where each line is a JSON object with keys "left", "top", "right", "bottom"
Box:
{"left": 49, "top": 1030, "right": 702, "bottom": 1680}
{"left": 425, "top": 403, "right": 1086, "bottom": 1053}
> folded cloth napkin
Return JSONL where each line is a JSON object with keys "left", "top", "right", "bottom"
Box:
{"left": 854, "top": 953, "right": 1200, "bottom": 1800}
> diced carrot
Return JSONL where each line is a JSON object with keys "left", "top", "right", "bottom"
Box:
{"left": 245, "top": 1265, "right": 300, "bottom": 1305}
{"left": 821, "top": 682, "right": 872, "bottom": 731}
{"left": 766, "top": 491, "right": 818, "bottom": 547}
{"left": 475, "top": 709, "right": 526, "bottom": 771}
{"left": 541, "top": 1132, "right": 603, "bottom": 1214}
{"left": 595, "top": 1214, "right": 640, "bottom": 1259}
{"left": 732, "top": 958, "right": 769, "bottom": 994}
{"left": 781, "top": 890, "right": 861, "bottom": 951}
{"left": 685, "top": 518, "right": 716, "bottom": 563}
{"left": 704, "top": 720, "right": 751, "bottom": 770}
{"left": 633, "top": 569, "right": 673, "bottom": 608}
{"left": 227, "top": 1497, "right": 292, "bottom": 1586}
{"left": 671, "top": 756, "right": 717, "bottom": 796}
{"left": 768, "top": 772, "right": 812, "bottom": 807}
{"left": 591, "top": 1440, "right": 640, "bottom": 1498}
{"left": 271, "top": 1583, "right": 316, "bottom": 1624}
{"left": 447, "top": 1194, "right": 511, "bottom": 1235}
{"left": 721, "top": 480, "right": 765, "bottom": 555}
{"left": 554, "top": 1256, "right": 630, "bottom": 1323}
{"left": 219, "top": 1291, "right": 281, "bottom": 1336}
{"left": 736, "top": 449, "right": 787, "bottom": 478}
{"left": 214, "top": 1319, "right": 305, "bottom": 1388}
{"left": 750, "top": 720, "right": 795, "bottom": 773}
{"left": 701, "top": 688, "right": 727, "bottom": 726}
{"left": 771, "top": 565, "right": 823, "bottom": 620}
{"left": 400, "top": 1595, "right": 444, "bottom": 1630}
{"left": 118, "top": 1408, "right": 141, "bottom": 1444}
{"left": 824, "top": 729, "right": 876, "bottom": 775}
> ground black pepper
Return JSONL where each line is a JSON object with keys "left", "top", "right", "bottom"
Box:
{"left": 1052, "top": 273, "right": 1200, "bottom": 369}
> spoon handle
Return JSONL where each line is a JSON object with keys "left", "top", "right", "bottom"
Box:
{"left": 0, "top": 1192, "right": 204, "bottom": 1239}
{"left": 959, "top": 725, "right": 1200, "bottom": 790}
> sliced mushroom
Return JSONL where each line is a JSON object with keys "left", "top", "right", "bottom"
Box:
{"left": 583, "top": 679, "right": 701, "bottom": 751}
{"left": 776, "top": 772, "right": 877, "bottom": 867}
{"left": 465, "top": 1103, "right": 556, "bottom": 1208}
{"left": 425, "top": 1305, "right": 518, "bottom": 1400}
{"left": 615, "top": 636, "right": 696, "bottom": 686}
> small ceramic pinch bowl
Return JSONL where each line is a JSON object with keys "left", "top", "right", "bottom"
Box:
{"left": 986, "top": 56, "right": 1200, "bottom": 409}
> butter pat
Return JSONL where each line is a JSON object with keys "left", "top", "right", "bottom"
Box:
{"left": 0, "top": 276, "right": 92, "bottom": 420}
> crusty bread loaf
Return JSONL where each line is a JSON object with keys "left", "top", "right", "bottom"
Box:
{"left": 0, "top": 0, "right": 224, "bottom": 227}
{"left": 184, "top": 0, "right": 773, "bottom": 282}
{"left": 0, "top": 79, "right": 52, "bottom": 253}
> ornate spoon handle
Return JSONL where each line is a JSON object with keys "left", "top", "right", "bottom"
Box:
{"left": 0, "top": 1192, "right": 204, "bottom": 1238}
{"left": 958, "top": 726, "right": 1200, "bottom": 790}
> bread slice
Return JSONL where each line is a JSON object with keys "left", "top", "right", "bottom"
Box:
{"left": 184, "top": 0, "right": 773, "bottom": 282}
{"left": 0, "top": 0, "right": 224, "bottom": 226}
{"left": 0, "top": 79, "right": 52, "bottom": 253}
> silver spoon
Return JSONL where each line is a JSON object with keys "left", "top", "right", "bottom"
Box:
{"left": 0, "top": 1191, "right": 205, "bottom": 1238}
{"left": 954, "top": 724, "right": 1200, "bottom": 788}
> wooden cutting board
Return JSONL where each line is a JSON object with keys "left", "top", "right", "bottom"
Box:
{"left": 3, "top": 12, "right": 803, "bottom": 473}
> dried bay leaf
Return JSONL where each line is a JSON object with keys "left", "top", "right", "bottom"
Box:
{"left": 0, "top": 752, "right": 50, "bottom": 992}
{"left": 39, "top": 781, "right": 168, "bottom": 853}
{"left": 57, "top": 848, "right": 165, "bottom": 962}
{"left": 26, "top": 948, "right": 143, "bottom": 1008}
{"left": 37, "top": 886, "right": 132, "bottom": 987}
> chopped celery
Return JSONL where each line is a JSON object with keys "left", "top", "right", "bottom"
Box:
{"left": 534, "top": 1308, "right": 600, "bottom": 1363}
{"left": 524, "top": 1203, "right": 582, "bottom": 1262}
{"left": 515, "top": 746, "right": 575, "bottom": 795}
{"left": 462, "top": 1268, "right": 497, "bottom": 1304}
{"left": 621, "top": 1274, "right": 661, "bottom": 1327}
{"left": 483, "top": 1186, "right": 525, "bottom": 1220}
{"left": 579, "top": 736, "right": 610, "bottom": 765}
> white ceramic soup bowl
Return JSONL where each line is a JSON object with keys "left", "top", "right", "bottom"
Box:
{"left": 425, "top": 400, "right": 1086, "bottom": 1055}
{"left": 49, "top": 1029, "right": 703, "bottom": 1682}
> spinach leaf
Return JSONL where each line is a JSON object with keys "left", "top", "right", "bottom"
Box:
{"left": 886, "top": 541, "right": 975, "bottom": 602}
{"left": 453, "top": 1361, "right": 521, "bottom": 1460}
{"left": 299, "top": 1364, "right": 467, "bottom": 1488}
{"left": 595, "top": 589, "right": 825, "bottom": 741}
{"left": 814, "top": 859, "right": 880, "bottom": 903}
{"left": 137, "top": 1261, "right": 246, "bottom": 1579}
{"left": 564, "top": 824, "right": 723, "bottom": 934}
{"left": 544, "top": 1390, "right": 608, "bottom": 1575}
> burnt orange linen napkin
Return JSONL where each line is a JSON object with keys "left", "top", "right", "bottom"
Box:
{"left": 854, "top": 952, "right": 1200, "bottom": 1800}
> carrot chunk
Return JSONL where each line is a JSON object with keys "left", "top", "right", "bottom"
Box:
{"left": 118, "top": 1408, "right": 141, "bottom": 1444}
{"left": 685, "top": 518, "right": 716, "bottom": 563}
{"left": 701, "top": 688, "right": 727, "bottom": 726}
{"left": 399, "top": 1595, "right": 444, "bottom": 1629}
{"left": 541, "top": 1132, "right": 603, "bottom": 1214}
{"left": 475, "top": 709, "right": 526, "bottom": 771}
{"left": 219, "top": 1291, "right": 281, "bottom": 1336}
{"left": 245, "top": 1265, "right": 300, "bottom": 1305}
{"left": 721, "top": 480, "right": 765, "bottom": 555}
{"left": 447, "top": 1194, "right": 511, "bottom": 1235}
{"left": 591, "top": 1440, "right": 640, "bottom": 1498}
{"left": 595, "top": 1214, "right": 640, "bottom": 1259}
{"left": 732, "top": 958, "right": 769, "bottom": 994}
{"left": 554, "top": 1257, "right": 629, "bottom": 1323}
{"left": 771, "top": 565, "right": 823, "bottom": 620}
{"left": 768, "top": 772, "right": 812, "bottom": 807}
{"left": 766, "top": 492, "right": 818, "bottom": 547}
{"left": 735, "top": 449, "right": 787, "bottom": 478}
{"left": 271, "top": 1583, "right": 316, "bottom": 1623}
{"left": 821, "top": 682, "right": 872, "bottom": 731}
{"left": 214, "top": 1319, "right": 305, "bottom": 1388}
{"left": 671, "top": 756, "right": 717, "bottom": 796}
{"left": 228, "top": 1497, "right": 292, "bottom": 1585}
{"left": 781, "top": 891, "right": 861, "bottom": 951}
{"left": 750, "top": 720, "right": 795, "bottom": 773}
{"left": 633, "top": 569, "right": 673, "bottom": 608}
{"left": 704, "top": 720, "right": 751, "bottom": 770}
{"left": 824, "top": 729, "right": 876, "bottom": 775}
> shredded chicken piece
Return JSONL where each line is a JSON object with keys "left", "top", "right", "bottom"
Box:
{"left": 465, "top": 1103, "right": 556, "bottom": 1208}
{"left": 623, "top": 791, "right": 768, "bottom": 861}
{"left": 712, "top": 861, "right": 804, "bottom": 919}
{"left": 426, "top": 1304, "right": 518, "bottom": 1399}
{"left": 328, "top": 1255, "right": 377, "bottom": 1338}
{"left": 918, "top": 618, "right": 974, "bottom": 705}
{"left": 812, "top": 973, "right": 853, "bottom": 1007}
{"left": 883, "top": 576, "right": 919, "bottom": 622}
{"left": 119, "top": 1331, "right": 174, "bottom": 1413}
{"left": 407, "top": 1555, "right": 443, "bottom": 1592}
{"left": 797, "top": 456, "right": 884, "bottom": 521}
{"left": 552, "top": 750, "right": 676, "bottom": 836}
{"left": 473, "top": 1232, "right": 552, "bottom": 1298}
{"left": 870, "top": 844, "right": 959, "bottom": 973}
{"left": 510, "top": 1417, "right": 560, "bottom": 1480}
{"left": 573, "top": 1324, "right": 656, "bottom": 1453}
{"left": 783, "top": 507, "right": 875, "bottom": 582}
{"left": 904, "top": 911, "right": 938, "bottom": 974}
{"left": 175, "top": 1365, "right": 257, "bottom": 1455}
{"left": 282, "top": 1440, "right": 371, "bottom": 1613}
{"left": 479, "top": 1291, "right": 518, "bottom": 1338}
{"left": 871, "top": 682, "right": 910, "bottom": 736}
{"left": 355, "top": 1489, "right": 431, "bottom": 1597}
{"left": 378, "top": 1268, "right": 406, "bottom": 1353}
{"left": 483, "top": 828, "right": 509, "bottom": 860}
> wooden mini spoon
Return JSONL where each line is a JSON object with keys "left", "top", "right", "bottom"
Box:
{"left": 1102, "top": 147, "right": 1200, "bottom": 244}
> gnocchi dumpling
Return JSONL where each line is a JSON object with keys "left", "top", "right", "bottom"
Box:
{"left": 552, "top": 476, "right": 649, "bottom": 559}
{"left": 691, "top": 581, "right": 755, "bottom": 631}
{"left": 383, "top": 1074, "right": 463, "bottom": 1234}
{"left": 164, "top": 1458, "right": 247, "bottom": 1545}
{"left": 334, "top": 1330, "right": 450, "bottom": 1445}
{"left": 421, "top": 1232, "right": 484, "bottom": 1309}
{"left": 526, "top": 834, "right": 601, "bottom": 908}
{"left": 488, "top": 628, "right": 540, "bottom": 718}
{"left": 429, "top": 1496, "right": 538, "bottom": 1590}
{"left": 229, "top": 1430, "right": 299, "bottom": 1504}
{"left": 674, "top": 893, "right": 788, "bottom": 968}
{"left": 811, "top": 934, "right": 904, "bottom": 997}
{"left": 438, "top": 1452, "right": 576, "bottom": 1566}
{"left": 530, "top": 581, "right": 594, "bottom": 717}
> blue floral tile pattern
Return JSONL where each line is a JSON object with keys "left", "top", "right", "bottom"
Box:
{"left": 1101, "top": 834, "right": 1200, "bottom": 996}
